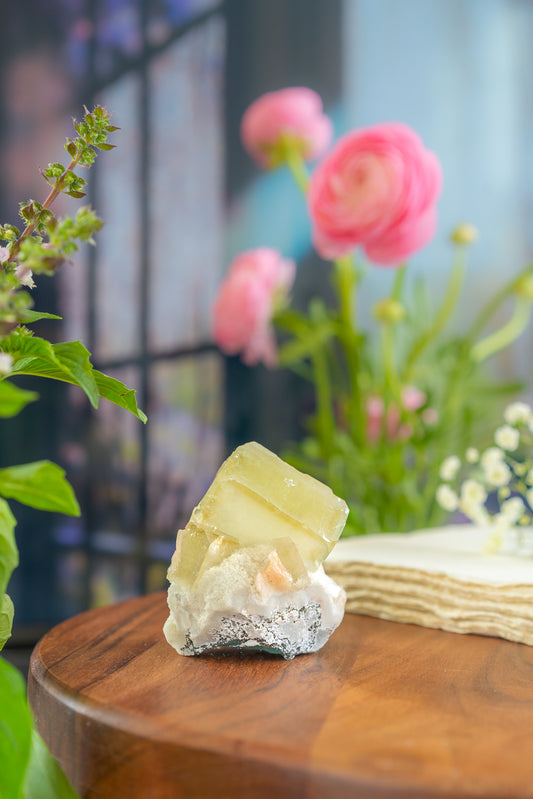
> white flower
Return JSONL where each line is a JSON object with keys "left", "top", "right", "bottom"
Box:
{"left": 465, "top": 447, "right": 479, "bottom": 464}
{"left": 15, "top": 264, "right": 35, "bottom": 289}
{"left": 504, "top": 401, "right": 532, "bottom": 425}
{"left": 0, "top": 352, "right": 13, "bottom": 375}
{"left": 484, "top": 461, "right": 512, "bottom": 488}
{"left": 526, "top": 488, "right": 533, "bottom": 508}
{"left": 439, "top": 455, "right": 461, "bottom": 481}
{"left": 480, "top": 446, "right": 504, "bottom": 469}
{"left": 500, "top": 496, "right": 524, "bottom": 523}
{"left": 459, "top": 479, "right": 489, "bottom": 523}
{"left": 460, "top": 495, "right": 489, "bottom": 525}
{"left": 494, "top": 425, "right": 520, "bottom": 451}
{"left": 436, "top": 484, "right": 459, "bottom": 512}
{"left": 460, "top": 479, "right": 487, "bottom": 506}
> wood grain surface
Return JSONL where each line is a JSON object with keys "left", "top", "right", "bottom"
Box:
{"left": 28, "top": 592, "right": 533, "bottom": 799}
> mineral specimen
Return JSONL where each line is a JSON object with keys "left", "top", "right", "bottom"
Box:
{"left": 164, "top": 442, "right": 348, "bottom": 659}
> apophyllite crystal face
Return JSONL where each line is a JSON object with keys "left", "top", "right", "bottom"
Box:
{"left": 163, "top": 442, "right": 348, "bottom": 659}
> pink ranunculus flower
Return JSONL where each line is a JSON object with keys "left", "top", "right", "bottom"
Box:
{"left": 240, "top": 87, "right": 333, "bottom": 169}
{"left": 308, "top": 122, "right": 442, "bottom": 266}
{"left": 212, "top": 248, "right": 295, "bottom": 367}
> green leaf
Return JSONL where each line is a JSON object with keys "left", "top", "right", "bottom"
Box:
{"left": 0, "top": 461, "right": 80, "bottom": 516}
{"left": 19, "top": 310, "right": 62, "bottom": 323}
{"left": 94, "top": 371, "right": 147, "bottom": 423}
{"left": 278, "top": 322, "right": 335, "bottom": 367}
{"left": 22, "top": 729, "right": 79, "bottom": 799}
{"left": 0, "top": 381, "right": 39, "bottom": 418}
{"left": 5, "top": 334, "right": 99, "bottom": 409}
{"left": 4, "top": 333, "right": 68, "bottom": 376}
{"left": 4, "top": 333, "right": 146, "bottom": 422}
{"left": 0, "top": 498, "right": 18, "bottom": 595}
{"left": 0, "top": 656, "right": 33, "bottom": 799}
{"left": 0, "top": 593, "right": 14, "bottom": 650}
{"left": 53, "top": 341, "right": 99, "bottom": 409}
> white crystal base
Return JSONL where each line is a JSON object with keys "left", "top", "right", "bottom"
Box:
{"left": 164, "top": 559, "right": 346, "bottom": 660}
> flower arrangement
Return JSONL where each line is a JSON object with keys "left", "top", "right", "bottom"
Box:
{"left": 437, "top": 401, "right": 533, "bottom": 556}
{"left": 0, "top": 107, "right": 145, "bottom": 798}
{"left": 213, "top": 87, "right": 533, "bottom": 536}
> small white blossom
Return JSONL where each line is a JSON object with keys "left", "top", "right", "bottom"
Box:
{"left": 436, "top": 484, "right": 459, "bottom": 512}
{"left": 480, "top": 446, "right": 504, "bottom": 469}
{"left": 439, "top": 455, "right": 461, "bottom": 481}
{"left": 460, "top": 479, "right": 487, "bottom": 506}
{"left": 504, "top": 401, "right": 532, "bottom": 426}
{"left": 500, "top": 496, "right": 525, "bottom": 523}
{"left": 484, "top": 460, "right": 512, "bottom": 488}
{"left": 465, "top": 447, "right": 479, "bottom": 464}
{"left": 15, "top": 264, "right": 35, "bottom": 288}
{"left": 460, "top": 495, "right": 489, "bottom": 525}
{"left": 494, "top": 425, "right": 520, "bottom": 451}
{"left": 0, "top": 352, "right": 13, "bottom": 375}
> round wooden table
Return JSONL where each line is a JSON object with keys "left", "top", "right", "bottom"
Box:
{"left": 29, "top": 592, "right": 533, "bottom": 798}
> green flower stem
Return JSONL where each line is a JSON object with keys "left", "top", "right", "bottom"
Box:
{"left": 467, "top": 263, "right": 533, "bottom": 343}
{"left": 284, "top": 146, "right": 310, "bottom": 194}
{"left": 471, "top": 298, "right": 532, "bottom": 362}
{"left": 403, "top": 246, "right": 466, "bottom": 380}
{"left": 382, "top": 324, "right": 397, "bottom": 396}
{"left": 8, "top": 159, "right": 78, "bottom": 263}
{"left": 382, "top": 265, "right": 406, "bottom": 396}
{"left": 333, "top": 254, "right": 362, "bottom": 437}
{"left": 392, "top": 264, "right": 406, "bottom": 301}
{"left": 335, "top": 255, "right": 358, "bottom": 331}
{"left": 311, "top": 347, "right": 335, "bottom": 458}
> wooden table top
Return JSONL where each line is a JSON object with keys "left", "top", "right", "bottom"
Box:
{"left": 29, "top": 592, "right": 533, "bottom": 799}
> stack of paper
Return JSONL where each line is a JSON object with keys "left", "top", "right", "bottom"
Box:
{"left": 324, "top": 525, "right": 533, "bottom": 645}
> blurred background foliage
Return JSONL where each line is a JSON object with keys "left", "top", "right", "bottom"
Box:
{"left": 0, "top": 0, "right": 531, "bottom": 667}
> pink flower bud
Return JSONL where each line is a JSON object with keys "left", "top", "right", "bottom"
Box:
{"left": 308, "top": 122, "right": 442, "bottom": 266}
{"left": 212, "top": 248, "right": 295, "bottom": 367}
{"left": 401, "top": 386, "right": 426, "bottom": 412}
{"left": 241, "top": 88, "right": 333, "bottom": 169}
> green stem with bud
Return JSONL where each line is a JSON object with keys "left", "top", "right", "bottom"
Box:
{"left": 9, "top": 159, "right": 78, "bottom": 261}
{"left": 381, "top": 265, "right": 406, "bottom": 397}
{"left": 471, "top": 298, "right": 532, "bottom": 362}
{"left": 466, "top": 263, "right": 533, "bottom": 344}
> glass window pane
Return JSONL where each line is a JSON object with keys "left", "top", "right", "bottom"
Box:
{"left": 147, "top": 0, "right": 221, "bottom": 47}
{"left": 94, "top": 0, "right": 142, "bottom": 78}
{"left": 90, "top": 556, "right": 140, "bottom": 607}
{"left": 148, "top": 17, "right": 225, "bottom": 351}
{"left": 86, "top": 367, "right": 143, "bottom": 544}
{"left": 95, "top": 76, "right": 142, "bottom": 360}
{"left": 147, "top": 353, "right": 224, "bottom": 540}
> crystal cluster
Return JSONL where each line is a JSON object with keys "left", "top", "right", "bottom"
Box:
{"left": 164, "top": 442, "right": 348, "bottom": 659}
